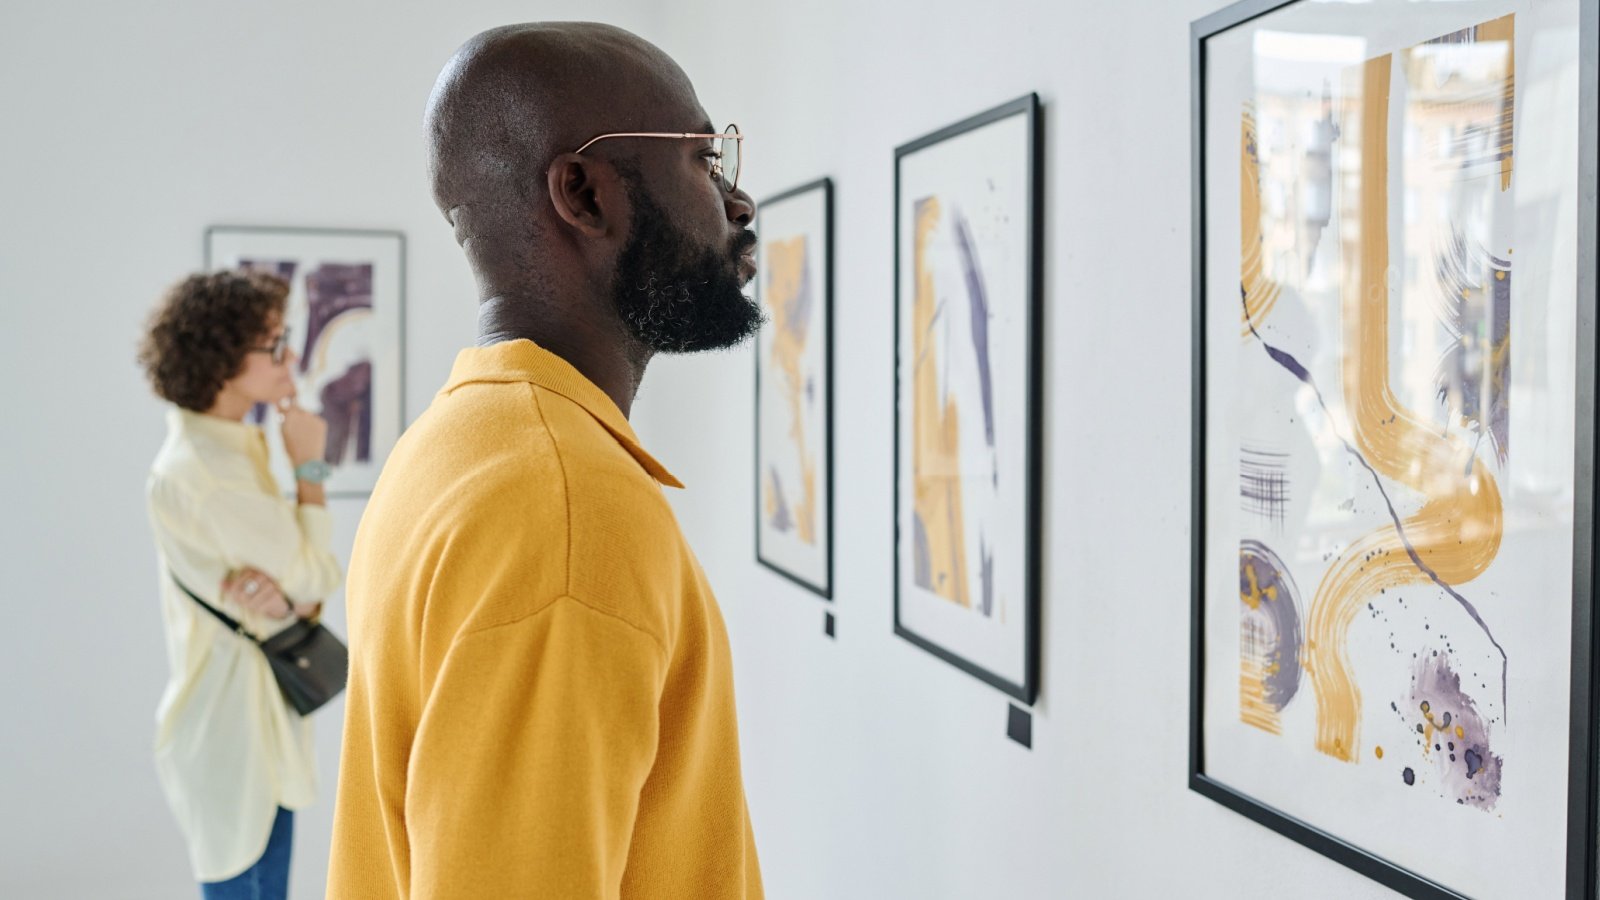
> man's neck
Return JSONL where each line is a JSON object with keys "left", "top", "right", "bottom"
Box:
{"left": 476, "top": 294, "right": 650, "bottom": 418}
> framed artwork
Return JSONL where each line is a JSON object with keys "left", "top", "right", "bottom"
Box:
{"left": 755, "top": 177, "right": 835, "bottom": 599}
{"left": 893, "top": 94, "right": 1044, "bottom": 704}
{"left": 205, "top": 226, "right": 406, "bottom": 497}
{"left": 1190, "top": 1, "right": 1597, "bottom": 897}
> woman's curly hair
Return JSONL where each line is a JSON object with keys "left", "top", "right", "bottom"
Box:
{"left": 138, "top": 270, "right": 290, "bottom": 412}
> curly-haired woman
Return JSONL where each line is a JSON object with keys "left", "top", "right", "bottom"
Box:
{"left": 138, "top": 270, "right": 343, "bottom": 899}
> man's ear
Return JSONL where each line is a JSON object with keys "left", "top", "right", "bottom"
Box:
{"left": 546, "top": 152, "right": 617, "bottom": 239}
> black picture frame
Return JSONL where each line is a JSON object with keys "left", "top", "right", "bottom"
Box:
{"left": 204, "top": 225, "right": 408, "bottom": 499}
{"left": 753, "top": 177, "right": 836, "bottom": 600}
{"left": 1188, "top": 2, "right": 1600, "bottom": 897}
{"left": 892, "top": 94, "right": 1044, "bottom": 705}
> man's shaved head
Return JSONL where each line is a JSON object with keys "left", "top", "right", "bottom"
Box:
{"left": 426, "top": 23, "right": 697, "bottom": 239}
{"left": 424, "top": 22, "right": 760, "bottom": 413}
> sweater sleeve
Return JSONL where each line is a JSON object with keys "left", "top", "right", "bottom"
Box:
{"left": 405, "top": 596, "right": 668, "bottom": 899}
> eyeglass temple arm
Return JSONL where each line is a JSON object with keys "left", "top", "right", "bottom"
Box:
{"left": 573, "top": 132, "right": 744, "bottom": 154}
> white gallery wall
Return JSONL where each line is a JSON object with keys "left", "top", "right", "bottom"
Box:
{"left": 0, "top": 2, "right": 659, "bottom": 897}
{"left": 2, "top": 0, "right": 1412, "bottom": 897}
{"left": 634, "top": 1, "right": 1410, "bottom": 898}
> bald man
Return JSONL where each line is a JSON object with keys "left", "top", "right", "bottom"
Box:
{"left": 327, "top": 23, "right": 763, "bottom": 899}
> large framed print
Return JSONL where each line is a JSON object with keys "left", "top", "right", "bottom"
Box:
{"left": 755, "top": 178, "right": 835, "bottom": 598}
{"left": 205, "top": 226, "right": 406, "bottom": 497}
{"left": 1190, "top": 1, "right": 1597, "bottom": 897}
{"left": 894, "top": 94, "right": 1043, "bottom": 704}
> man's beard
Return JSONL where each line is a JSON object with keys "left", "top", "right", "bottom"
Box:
{"left": 612, "top": 181, "right": 763, "bottom": 354}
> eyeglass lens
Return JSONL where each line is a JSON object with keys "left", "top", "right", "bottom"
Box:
{"left": 718, "top": 125, "right": 740, "bottom": 192}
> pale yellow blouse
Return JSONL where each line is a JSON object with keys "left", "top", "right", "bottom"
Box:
{"left": 145, "top": 407, "right": 343, "bottom": 882}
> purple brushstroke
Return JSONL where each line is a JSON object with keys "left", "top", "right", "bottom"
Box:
{"left": 977, "top": 533, "right": 994, "bottom": 618}
{"left": 1488, "top": 256, "right": 1510, "bottom": 459}
{"left": 953, "top": 212, "right": 995, "bottom": 450}
{"left": 784, "top": 242, "right": 814, "bottom": 341}
{"left": 237, "top": 260, "right": 300, "bottom": 428}
{"left": 239, "top": 258, "right": 298, "bottom": 284}
{"left": 912, "top": 511, "right": 933, "bottom": 592}
{"left": 302, "top": 263, "right": 374, "bottom": 375}
{"left": 1405, "top": 653, "right": 1503, "bottom": 810}
{"left": 1240, "top": 540, "right": 1304, "bottom": 710}
{"left": 1427, "top": 23, "right": 1481, "bottom": 45}
{"left": 767, "top": 467, "right": 793, "bottom": 533}
{"left": 1241, "top": 289, "right": 1509, "bottom": 714}
{"left": 320, "top": 360, "right": 372, "bottom": 465}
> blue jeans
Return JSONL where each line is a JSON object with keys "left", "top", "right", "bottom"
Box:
{"left": 200, "top": 807, "right": 293, "bottom": 900}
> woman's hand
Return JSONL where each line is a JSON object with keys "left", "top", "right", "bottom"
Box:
{"left": 223, "top": 567, "right": 293, "bottom": 619}
{"left": 278, "top": 398, "right": 329, "bottom": 467}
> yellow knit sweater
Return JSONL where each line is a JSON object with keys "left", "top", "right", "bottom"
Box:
{"left": 327, "top": 340, "right": 762, "bottom": 899}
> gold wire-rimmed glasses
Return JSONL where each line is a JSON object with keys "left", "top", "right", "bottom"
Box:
{"left": 573, "top": 124, "right": 743, "bottom": 193}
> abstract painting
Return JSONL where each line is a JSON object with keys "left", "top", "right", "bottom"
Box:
{"left": 755, "top": 178, "right": 834, "bottom": 598}
{"left": 1191, "top": 1, "right": 1596, "bottom": 896}
{"left": 894, "top": 94, "right": 1042, "bottom": 703}
{"left": 205, "top": 226, "right": 405, "bottom": 496}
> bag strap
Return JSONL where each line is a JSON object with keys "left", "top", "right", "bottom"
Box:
{"left": 170, "top": 572, "right": 264, "bottom": 644}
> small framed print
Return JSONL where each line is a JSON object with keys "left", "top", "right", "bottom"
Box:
{"left": 893, "top": 94, "right": 1044, "bottom": 703}
{"left": 755, "top": 178, "right": 834, "bottom": 599}
{"left": 205, "top": 225, "right": 406, "bottom": 497}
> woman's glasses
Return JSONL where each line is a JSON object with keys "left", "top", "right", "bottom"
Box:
{"left": 253, "top": 328, "right": 292, "bottom": 365}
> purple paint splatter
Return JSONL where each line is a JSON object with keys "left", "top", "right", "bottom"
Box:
{"left": 1405, "top": 653, "right": 1504, "bottom": 810}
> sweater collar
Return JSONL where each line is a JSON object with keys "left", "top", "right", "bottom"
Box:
{"left": 442, "top": 339, "right": 683, "bottom": 489}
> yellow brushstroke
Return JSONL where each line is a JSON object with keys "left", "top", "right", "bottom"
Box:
{"left": 1302, "top": 52, "right": 1505, "bottom": 763}
{"left": 1242, "top": 560, "right": 1277, "bottom": 610}
{"left": 1241, "top": 657, "right": 1282, "bottom": 735}
{"left": 1240, "top": 106, "right": 1282, "bottom": 337}
{"left": 912, "top": 197, "right": 971, "bottom": 607}
{"left": 762, "top": 237, "right": 818, "bottom": 545}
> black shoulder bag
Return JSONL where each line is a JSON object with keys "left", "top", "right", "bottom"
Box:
{"left": 170, "top": 573, "right": 349, "bottom": 716}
